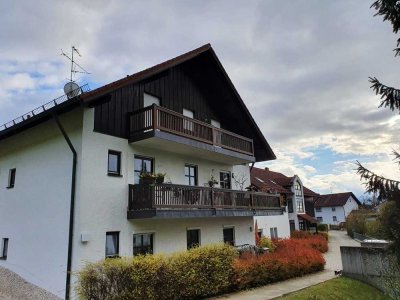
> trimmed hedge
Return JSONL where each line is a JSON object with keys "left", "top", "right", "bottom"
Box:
{"left": 317, "top": 223, "right": 329, "bottom": 232}
{"left": 290, "top": 230, "right": 329, "bottom": 253}
{"left": 76, "top": 244, "right": 237, "bottom": 300}
{"left": 232, "top": 239, "right": 326, "bottom": 289}
{"left": 77, "top": 237, "right": 327, "bottom": 299}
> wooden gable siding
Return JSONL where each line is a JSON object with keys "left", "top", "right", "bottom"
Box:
{"left": 94, "top": 63, "right": 220, "bottom": 138}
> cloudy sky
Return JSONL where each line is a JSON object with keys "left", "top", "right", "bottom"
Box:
{"left": 1, "top": 0, "right": 399, "bottom": 199}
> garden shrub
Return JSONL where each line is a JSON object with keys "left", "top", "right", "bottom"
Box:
{"left": 291, "top": 230, "right": 312, "bottom": 239}
{"left": 317, "top": 223, "right": 329, "bottom": 232}
{"left": 290, "top": 230, "right": 328, "bottom": 252}
{"left": 318, "top": 231, "right": 329, "bottom": 241}
{"left": 232, "top": 239, "right": 325, "bottom": 289}
{"left": 258, "top": 236, "right": 277, "bottom": 251}
{"left": 76, "top": 244, "right": 237, "bottom": 300}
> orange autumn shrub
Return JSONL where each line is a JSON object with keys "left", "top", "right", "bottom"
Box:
{"left": 232, "top": 239, "right": 325, "bottom": 289}
{"left": 289, "top": 231, "right": 329, "bottom": 253}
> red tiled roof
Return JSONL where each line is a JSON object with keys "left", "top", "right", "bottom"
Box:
{"left": 298, "top": 213, "right": 318, "bottom": 224}
{"left": 314, "top": 192, "right": 360, "bottom": 207}
{"left": 81, "top": 44, "right": 212, "bottom": 103}
{"left": 250, "top": 167, "right": 318, "bottom": 196}
{"left": 251, "top": 167, "right": 291, "bottom": 194}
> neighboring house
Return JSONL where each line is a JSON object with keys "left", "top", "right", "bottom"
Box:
{"left": 250, "top": 167, "right": 319, "bottom": 236}
{"left": 0, "top": 44, "right": 283, "bottom": 299}
{"left": 314, "top": 192, "right": 360, "bottom": 225}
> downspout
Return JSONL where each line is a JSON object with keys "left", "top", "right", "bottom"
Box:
{"left": 250, "top": 162, "right": 255, "bottom": 171}
{"left": 53, "top": 114, "right": 77, "bottom": 300}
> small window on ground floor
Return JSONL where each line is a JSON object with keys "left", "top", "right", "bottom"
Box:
{"left": 270, "top": 227, "right": 278, "bottom": 239}
{"left": 223, "top": 227, "right": 235, "bottom": 246}
{"left": 105, "top": 232, "right": 119, "bottom": 258}
{"left": 187, "top": 229, "right": 200, "bottom": 249}
{"left": 257, "top": 229, "right": 263, "bottom": 238}
{"left": 299, "top": 220, "right": 305, "bottom": 231}
{"left": 133, "top": 233, "right": 154, "bottom": 255}
{"left": 289, "top": 220, "right": 295, "bottom": 232}
{"left": 333, "top": 216, "right": 337, "bottom": 222}
{"left": 317, "top": 217, "right": 323, "bottom": 222}
{"left": 0, "top": 238, "right": 8, "bottom": 260}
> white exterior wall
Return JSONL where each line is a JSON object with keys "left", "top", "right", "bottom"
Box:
{"left": 287, "top": 176, "right": 306, "bottom": 230}
{"left": 314, "top": 196, "right": 359, "bottom": 225}
{"left": 72, "top": 108, "right": 256, "bottom": 290}
{"left": 255, "top": 211, "right": 290, "bottom": 239}
{"left": 0, "top": 110, "right": 83, "bottom": 298}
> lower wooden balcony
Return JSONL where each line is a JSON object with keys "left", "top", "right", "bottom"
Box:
{"left": 127, "top": 183, "right": 284, "bottom": 219}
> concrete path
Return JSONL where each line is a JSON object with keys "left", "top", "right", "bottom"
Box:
{"left": 213, "top": 230, "right": 360, "bottom": 300}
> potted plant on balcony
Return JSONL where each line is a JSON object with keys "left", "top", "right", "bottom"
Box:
{"left": 208, "top": 175, "right": 218, "bottom": 187}
{"left": 139, "top": 172, "right": 156, "bottom": 185}
{"left": 155, "top": 172, "right": 166, "bottom": 184}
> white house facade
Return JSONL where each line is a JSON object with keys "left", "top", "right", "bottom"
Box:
{"left": 314, "top": 192, "right": 360, "bottom": 225}
{"left": 0, "top": 44, "right": 283, "bottom": 299}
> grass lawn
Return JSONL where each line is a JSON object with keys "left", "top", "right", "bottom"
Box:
{"left": 278, "top": 277, "right": 390, "bottom": 300}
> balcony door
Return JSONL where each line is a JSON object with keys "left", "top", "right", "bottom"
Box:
{"left": 134, "top": 156, "right": 154, "bottom": 184}
{"left": 219, "top": 171, "right": 231, "bottom": 189}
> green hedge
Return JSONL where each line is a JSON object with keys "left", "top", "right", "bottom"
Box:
{"left": 317, "top": 223, "right": 329, "bottom": 232}
{"left": 76, "top": 244, "right": 237, "bottom": 300}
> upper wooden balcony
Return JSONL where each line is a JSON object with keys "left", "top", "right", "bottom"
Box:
{"left": 127, "top": 183, "right": 283, "bottom": 219}
{"left": 129, "top": 105, "right": 255, "bottom": 163}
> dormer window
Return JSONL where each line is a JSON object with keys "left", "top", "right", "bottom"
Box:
{"left": 294, "top": 182, "right": 302, "bottom": 197}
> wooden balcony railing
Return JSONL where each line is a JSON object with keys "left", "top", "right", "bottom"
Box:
{"left": 128, "top": 183, "right": 281, "bottom": 211}
{"left": 129, "top": 104, "right": 254, "bottom": 156}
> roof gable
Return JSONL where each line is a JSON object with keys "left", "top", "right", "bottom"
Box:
{"left": 83, "top": 44, "right": 275, "bottom": 162}
{"left": 314, "top": 192, "right": 361, "bottom": 207}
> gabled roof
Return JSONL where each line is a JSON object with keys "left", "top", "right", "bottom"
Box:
{"left": 82, "top": 44, "right": 275, "bottom": 162}
{"left": 0, "top": 44, "right": 276, "bottom": 162}
{"left": 81, "top": 44, "right": 212, "bottom": 103}
{"left": 314, "top": 192, "right": 361, "bottom": 208}
{"left": 250, "top": 167, "right": 319, "bottom": 196}
{"left": 251, "top": 167, "right": 291, "bottom": 194}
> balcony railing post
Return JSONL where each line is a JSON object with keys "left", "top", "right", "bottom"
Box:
{"left": 152, "top": 104, "right": 158, "bottom": 130}
{"left": 211, "top": 188, "right": 214, "bottom": 208}
{"left": 250, "top": 192, "right": 254, "bottom": 208}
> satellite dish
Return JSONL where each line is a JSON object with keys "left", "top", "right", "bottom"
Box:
{"left": 64, "top": 82, "right": 80, "bottom": 99}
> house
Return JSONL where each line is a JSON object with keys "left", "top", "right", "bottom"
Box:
{"left": 250, "top": 167, "right": 319, "bottom": 236}
{"left": 0, "top": 44, "right": 283, "bottom": 299}
{"left": 314, "top": 192, "right": 360, "bottom": 225}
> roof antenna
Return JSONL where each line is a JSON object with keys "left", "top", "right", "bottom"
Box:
{"left": 61, "top": 46, "right": 91, "bottom": 98}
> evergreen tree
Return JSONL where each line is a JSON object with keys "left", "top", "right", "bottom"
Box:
{"left": 356, "top": 0, "right": 400, "bottom": 262}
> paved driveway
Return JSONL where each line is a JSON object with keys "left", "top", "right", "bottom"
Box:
{"left": 213, "top": 230, "right": 360, "bottom": 300}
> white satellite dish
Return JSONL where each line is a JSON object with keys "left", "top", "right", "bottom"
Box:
{"left": 64, "top": 82, "right": 80, "bottom": 99}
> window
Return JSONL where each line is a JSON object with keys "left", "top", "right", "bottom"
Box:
{"left": 144, "top": 93, "right": 160, "bottom": 107}
{"left": 289, "top": 220, "right": 295, "bottom": 232}
{"left": 133, "top": 233, "right": 153, "bottom": 255}
{"left": 332, "top": 207, "right": 336, "bottom": 212}
{"left": 299, "top": 220, "right": 305, "bottom": 230}
{"left": 333, "top": 216, "right": 337, "bottom": 222}
{"left": 187, "top": 229, "right": 200, "bottom": 249}
{"left": 183, "top": 108, "right": 194, "bottom": 132}
{"left": 7, "top": 169, "right": 16, "bottom": 188}
{"left": 223, "top": 227, "right": 235, "bottom": 246}
{"left": 185, "top": 165, "right": 198, "bottom": 186}
{"left": 316, "top": 207, "right": 322, "bottom": 212}
{"left": 288, "top": 198, "right": 294, "bottom": 213}
{"left": 257, "top": 229, "right": 263, "bottom": 238}
{"left": 105, "top": 232, "right": 119, "bottom": 257}
{"left": 0, "top": 238, "right": 8, "bottom": 260}
{"left": 296, "top": 200, "right": 304, "bottom": 213}
{"left": 219, "top": 172, "right": 231, "bottom": 189}
{"left": 317, "top": 217, "right": 323, "bottom": 222}
{"left": 270, "top": 227, "right": 278, "bottom": 239}
{"left": 134, "top": 156, "right": 154, "bottom": 184}
{"left": 294, "top": 182, "right": 302, "bottom": 196}
{"left": 108, "top": 151, "right": 121, "bottom": 176}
